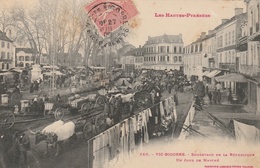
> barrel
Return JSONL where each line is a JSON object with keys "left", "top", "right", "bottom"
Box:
{"left": 1, "top": 94, "right": 9, "bottom": 104}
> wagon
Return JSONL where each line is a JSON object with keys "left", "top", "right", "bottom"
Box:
{"left": 41, "top": 93, "right": 109, "bottom": 140}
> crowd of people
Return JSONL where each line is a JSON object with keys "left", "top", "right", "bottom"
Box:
{"left": 192, "top": 79, "right": 247, "bottom": 109}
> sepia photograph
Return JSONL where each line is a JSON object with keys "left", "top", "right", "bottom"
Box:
{"left": 0, "top": 0, "right": 260, "bottom": 167}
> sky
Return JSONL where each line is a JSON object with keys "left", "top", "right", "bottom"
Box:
{"left": 0, "top": 0, "right": 246, "bottom": 47}
{"left": 126, "top": 0, "right": 246, "bottom": 47}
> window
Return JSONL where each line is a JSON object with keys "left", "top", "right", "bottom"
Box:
{"left": 174, "top": 56, "right": 177, "bottom": 62}
{"left": 195, "top": 45, "right": 198, "bottom": 52}
{"left": 2, "top": 63, "right": 4, "bottom": 69}
{"left": 228, "top": 32, "right": 231, "bottom": 45}
{"left": 232, "top": 31, "right": 235, "bottom": 44}
{"left": 167, "top": 56, "right": 169, "bottom": 61}
{"left": 7, "top": 43, "right": 10, "bottom": 49}
{"left": 225, "top": 33, "right": 227, "bottom": 45}
{"left": 25, "top": 56, "right": 30, "bottom": 61}
{"left": 179, "top": 46, "right": 182, "bottom": 53}
{"left": 217, "top": 36, "right": 223, "bottom": 48}
{"left": 167, "top": 46, "right": 169, "bottom": 53}
{"left": 1, "top": 42, "right": 4, "bottom": 48}
{"left": 1, "top": 52, "right": 5, "bottom": 59}
{"left": 191, "top": 46, "right": 194, "bottom": 53}
{"left": 174, "top": 46, "right": 176, "bottom": 53}
{"left": 160, "top": 46, "right": 163, "bottom": 53}
{"left": 179, "top": 56, "right": 182, "bottom": 62}
{"left": 6, "top": 63, "right": 9, "bottom": 69}
{"left": 199, "top": 43, "right": 202, "bottom": 51}
{"left": 7, "top": 52, "right": 10, "bottom": 59}
{"left": 19, "top": 56, "right": 24, "bottom": 61}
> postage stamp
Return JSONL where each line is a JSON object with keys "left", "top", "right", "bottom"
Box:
{"left": 84, "top": 0, "right": 138, "bottom": 37}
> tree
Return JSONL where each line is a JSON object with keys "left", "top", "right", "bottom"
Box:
{"left": 10, "top": 6, "right": 45, "bottom": 63}
{"left": 0, "top": 10, "right": 14, "bottom": 33}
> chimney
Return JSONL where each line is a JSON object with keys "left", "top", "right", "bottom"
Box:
{"left": 208, "top": 30, "right": 213, "bottom": 35}
{"left": 221, "top": 19, "right": 229, "bottom": 24}
{"left": 179, "top": 33, "right": 182, "bottom": 39}
{"left": 139, "top": 45, "right": 141, "bottom": 48}
{"left": 201, "top": 32, "right": 206, "bottom": 38}
{"left": 235, "top": 8, "right": 243, "bottom": 16}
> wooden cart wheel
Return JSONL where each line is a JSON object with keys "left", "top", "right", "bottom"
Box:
{"left": 54, "top": 107, "right": 66, "bottom": 120}
{"left": 83, "top": 121, "right": 95, "bottom": 141}
{"left": 95, "top": 113, "right": 107, "bottom": 134}
{"left": 81, "top": 102, "right": 93, "bottom": 114}
{"left": 10, "top": 93, "right": 22, "bottom": 107}
{"left": 94, "top": 96, "right": 106, "bottom": 108}
{"left": 0, "top": 112, "right": 15, "bottom": 130}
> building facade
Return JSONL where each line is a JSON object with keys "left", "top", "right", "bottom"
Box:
{"left": 120, "top": 50, "right": 135, "bottom": 72}
{"left": 0, "top": 31, "right": 14, "bottom": 70}
{"left": 15, "top": 48, "right": 36, "bottom": 68}
{"left": 183, "top": 31, "right": 217, "bottom": 81}
{"left": 142, "top": 34, "right": 184, "bottom": 70}
{"left": 184, "top": 32, "right": 205, "bottom": 80}
{"left": 134, "top": 47, "right": 144, "bottom": 69}
{"left": 244, "top": 0, "right": 260, "bottom": 114}
{"left": 215, "top": 8, "right": 246, "bottom": 73}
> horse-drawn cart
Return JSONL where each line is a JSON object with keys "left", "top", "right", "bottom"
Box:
{"left": 0, "top": 93, "right": 109, "bottom": 142}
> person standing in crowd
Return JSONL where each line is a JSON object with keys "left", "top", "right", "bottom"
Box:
{"left": 30, "top": 98, "right": 38, "bottom": 112}
{"left": 37, "top": 98, "right": 45, "bottom": 116}
{"left": 215, "top": 83, "right": 222, "bottom": 104}
{"left": 30, "top": 83, "right": 34, "bottom": 93}
{"left": 109, "top": 95, "right": 116, "bottom": 117}
{"left": 150, "top": 90, "right": 156, "bottom": 105}
{"left": 216, "top": 82, "right": 222, "bottom": 92}
{"left": 173, "top": 90, "right": 179, "bottom": 105}
{"left": 227, "top": 88, "right": 232, "bottom": 104}
{"left": 56, "top": 94, "right": 61, "bottom": 103}
{"left": 237, "top": 86, "right": 245, "bottom": 102}
{"left": 167, "top": 83, "right": 173, "bottom": 94}
{"left": 114, "top": 96, "right": 122, "bottom": 123}
{"left": 212, "top": 88, "right": 218, "bottom": 104}
{"left": 129, "top": 97, "right": 135, "bottom": 116}
{"left": 208, "top": 91, "right": 213, "bottom": 104}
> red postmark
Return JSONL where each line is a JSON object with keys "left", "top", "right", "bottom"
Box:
{"left": 84, "top": 0, "right": 138, "bottom": 37}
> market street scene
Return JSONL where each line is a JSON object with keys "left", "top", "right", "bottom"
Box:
{"left": 0, "top": 0, "right": 260, "bottom": 168}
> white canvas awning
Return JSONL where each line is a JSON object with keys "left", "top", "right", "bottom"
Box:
{"left": 215, "top": 73, "right": 247, "bottom": 82}
{"left": 205, "top": 70, "right": 221, "bottom": 78}
{"left": 202, "top": 71, "right": 210, "bottom": 76}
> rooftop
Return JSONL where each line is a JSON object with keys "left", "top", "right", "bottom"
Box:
{"left": 144, "top": 34, "right": 183, "bottom": 45}
{"left": 0, "top": 30, "right": 13, "bottom": 42}
{"left": 16, "top": 48, "right": 35, "bottom": 54}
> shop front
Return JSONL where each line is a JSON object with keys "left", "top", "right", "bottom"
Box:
{"left": 215, "top": 73, "right": 248, "bottom": 104}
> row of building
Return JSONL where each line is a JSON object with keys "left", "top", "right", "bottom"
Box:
{"left": 183, "top": 2, "right": 260, "bottom": 115}
{"left": 119, "top": 34, "right": 184, "bottom": 72}
{"left": 118, "top": 4, "right": 260, "bottom": 114}
{"left": 0, "top": 30, "right": 82, "bottom": 70}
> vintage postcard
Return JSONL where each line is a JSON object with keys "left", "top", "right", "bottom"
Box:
{"left": 0, "top": 0, "right": 260, "bottom": 168}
